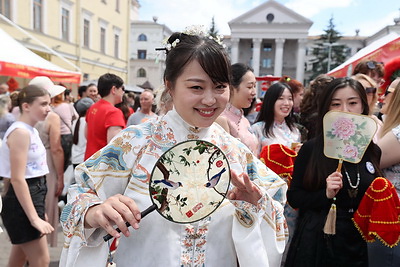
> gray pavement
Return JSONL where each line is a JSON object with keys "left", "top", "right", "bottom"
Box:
{"left": 0, "top": 219, "right": 64, "bottom": 267}
{"left": 0, "top": 178, "right": 64, "bottom": 267}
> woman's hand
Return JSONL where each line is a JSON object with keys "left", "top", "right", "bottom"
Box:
{"left": 228, "top": 170, "right": 262, "bottom": 206}
{"left": 85, "top": 194, "right": 141, "bottom": 239}
{"left": 31, "top": 217, "right": 54, "bottom": 235}
{"left": 326, "top": 171, "right": 343, "bottom": 199}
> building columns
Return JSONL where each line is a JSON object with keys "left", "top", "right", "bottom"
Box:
{"left": 230, "top": 38, "right": 240, "bottom": 64}
{"left": 296, "top": 38, "right": 307, "bottom": 83}
{"left": 252, "top": 38, "right": 262, "bottom": 76}
{"left": 274, "top": 38, "right": 285, "bottom": 77}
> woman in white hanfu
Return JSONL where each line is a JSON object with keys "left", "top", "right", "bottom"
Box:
{"left": 60, "top": 28, "right": 288, "bottom": 267}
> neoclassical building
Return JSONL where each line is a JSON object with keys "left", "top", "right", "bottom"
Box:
{"left": 227, "top": 0, "right": 312, "bottom": 83}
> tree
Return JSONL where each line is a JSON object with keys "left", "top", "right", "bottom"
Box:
{"left": 208, "top": 16, "right": 219, "bottom": 38}
{"left": 309, "top": 17, "right": 349, "bottom": 80}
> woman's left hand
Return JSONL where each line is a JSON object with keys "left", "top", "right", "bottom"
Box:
{"left": 228, "top": 170, "right": 262, "bottom": 206}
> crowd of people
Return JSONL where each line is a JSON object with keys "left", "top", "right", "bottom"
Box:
{"left": 0, "top": 28, "right": 400, "bottom": 267}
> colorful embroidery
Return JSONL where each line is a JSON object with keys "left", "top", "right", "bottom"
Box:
{"left": 181, "top": 217, "right": 211, "bottom": 266}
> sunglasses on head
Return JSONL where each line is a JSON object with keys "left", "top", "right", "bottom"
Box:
{"left": 365, "top": 87, "right": 377, "bottom": 94}
{"left": 366, "top": 61, "right": 384, "bottom": 70}
{"left": 385, "top": 87, "right": 395, "bottom": 96}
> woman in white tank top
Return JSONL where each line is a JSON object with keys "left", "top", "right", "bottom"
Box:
{"left": 0, "top": 84, "right": 54, "bottom": 267}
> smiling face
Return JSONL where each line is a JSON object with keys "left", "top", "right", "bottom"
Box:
{"left": 274, "top": 88, "right": 293, "bottom": 122}
{"left": 169, "top": 59, "right": 229, "bottom": 128}
{"left": 329, "top": 86, "right": 363, "bottom": 114}
{"left": 231, "top": 71, "right": 256, "bottom": 109}
{"left": 87, "top": 85, "right": 98, "bottom": 101}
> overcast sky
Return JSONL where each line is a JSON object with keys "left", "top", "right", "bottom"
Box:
{"left": 138, "top": 0, "right": 400, "bottom": 37}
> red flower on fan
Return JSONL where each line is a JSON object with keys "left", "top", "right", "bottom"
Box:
{"left": 216, "top": 160, "right": 223, "bottom": 167}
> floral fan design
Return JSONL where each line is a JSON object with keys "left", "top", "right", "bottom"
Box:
{"left": 149, "top": 140, "right": 230, "bottom": 223}
{"left": 323, "top": 111, "right": 377, "bottom": 169}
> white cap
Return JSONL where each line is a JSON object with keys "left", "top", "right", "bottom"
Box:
{"left": 29, "top": 76, "right": 66, "bottom": 98}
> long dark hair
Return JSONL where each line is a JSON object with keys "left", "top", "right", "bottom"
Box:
{"left": 255, "top": 82, "right": 296, "bottom": 138}
{"left": 302, "top": 77, "right": 382, "bottom": 191}
{"left": 163, "top": 32, "right": 231, "bottom": 87}
{"left": 230, "top": 63, "right": 253, "bottom": 96}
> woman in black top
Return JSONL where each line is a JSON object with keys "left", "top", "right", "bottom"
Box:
{"left": 285, "top": 77, "right": 382, "bottom": 266}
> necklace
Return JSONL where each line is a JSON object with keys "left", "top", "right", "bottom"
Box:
{"left": 343, "top": 164, "right": 360, "bottom": 199}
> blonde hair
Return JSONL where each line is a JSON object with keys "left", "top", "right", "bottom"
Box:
{"left": 351, "top": 73, "right": 378, "bottom": 115}
{"left": 380, "top": 81, "right": 400, "bottom": 138}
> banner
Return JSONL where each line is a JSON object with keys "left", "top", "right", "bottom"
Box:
{"left": 0, "top": 61, "right": 81, "bottom": 83}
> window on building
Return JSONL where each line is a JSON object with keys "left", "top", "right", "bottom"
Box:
{"left": 83, "top": 19, "right": 90, "bottom": 47}
{"left": 137, "top": 68, "right": 146, "bottom": 78}
{"left": 138, "top": 34, "right": 147, "bottom": 41}
{"left": 33, "top": 0, "right": 43, "bottom": 32}
{"left": 116, "top": 0, "right": 120, "bottom": 12}
{"left": 61, "top": 8, "right": 70, "bottom": 41}
{"left": 0, "top": 0, "right": 11, "bottom": 18}
{"left": 114, "top": 33, "right": 119, "bottom": 58}
{"left": 100, "top": 27, "right": 106, "bottom": 53}
{"left": 138, "top": 50, "right": 146, "bottom": 59}
{"left": 263, "top": 43, "right": 272, "bottom": 52}
{"left": 262, "top": 58, "right": 272, "bottom": 68}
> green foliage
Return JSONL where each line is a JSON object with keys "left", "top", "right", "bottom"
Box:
{"left": 309, "top": 17, "right": 349, "bottom": 80}
{"left": 208, "top": 16, "right": 219, "bottom": 38}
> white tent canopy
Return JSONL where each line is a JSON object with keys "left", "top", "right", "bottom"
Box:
{"left": 0, "top": 27, "right": 81, "bottom": 83}
{"left": 328, "top": 32, "right": 400, "bottom": 77}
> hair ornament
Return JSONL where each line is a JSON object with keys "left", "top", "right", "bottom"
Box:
{"left": 183, "top": 25, "right": 225, "bottom": 47}
{"left": 157, "top": 25, "right": 226, "bottom": 53}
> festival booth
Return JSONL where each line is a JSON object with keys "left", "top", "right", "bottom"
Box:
{"left": 327, "top": 32, "right": 400, "bottom": 78}
{"left": 256, "top": 75, "right": 281, "bottom": 97}
{"left": 0, "top": 27, "right": 81, "bottom": 88}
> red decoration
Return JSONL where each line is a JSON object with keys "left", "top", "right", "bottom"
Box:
{"left": 259, "top": 144, "right": 297, "bottom": 186}
{"left": 6, "top": 77, "right": 19, "bottom": 92}
{"left": 261, "top": 81, "right": 269, "bottom": 91}
{"left": 382, "top": 56, "right": 400, "bottom": 89}
{"left": 352, "top": 177, "right": 400, "bottom": 247}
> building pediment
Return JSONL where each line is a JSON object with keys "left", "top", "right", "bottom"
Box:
{"left": 229, "top": 0, "right": 312, "bottom": 26}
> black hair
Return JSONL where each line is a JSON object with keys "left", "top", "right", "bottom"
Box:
{"left": 163, "top": 32, "right": 231, "bottom": 88}
{"left": 314, "top": 77, "right": 369, "bottom": 136}
{"left": 231, "top": 63, "right": 254, "bottom": 88}
{"left": 255, "top": 82, "right": 296, "bottom": 138}
{"left": 78, "top": 85, "right": 87, "bottom": 97}
{"left": 302, "top": 77, "right": 382, "bottom": 191}
{"left": 97, "top": 73, "right": 124, "bottom": 97}
{"left": 243, "top": 97, "right": 257, "bottom": 117}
